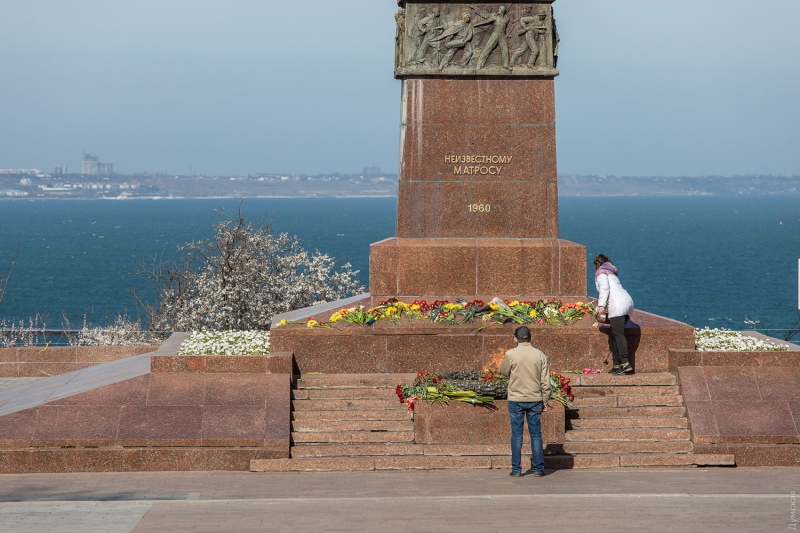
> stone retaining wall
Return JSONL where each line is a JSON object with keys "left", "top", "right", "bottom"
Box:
{"left": 0, "top": 346, "right": 159, "bottom": 378}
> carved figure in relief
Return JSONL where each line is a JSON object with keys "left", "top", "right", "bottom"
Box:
{"left": 469, "top": 4, "right": 510, "bottom": 70}
{"left": 510, "top": 6, "right": 542, "bottom": 68}
{"left": 411, "top": 8, "right": 443, "bottom": 66}
{"left": 395, "top": 8, "right": 406, "bottom": 69}
{"left": 430, "top": 12, "right": 474, "bottom": 71}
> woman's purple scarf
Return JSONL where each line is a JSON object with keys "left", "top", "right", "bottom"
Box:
{"left": 594, "top": 262, "right": 618, "bottom": 280}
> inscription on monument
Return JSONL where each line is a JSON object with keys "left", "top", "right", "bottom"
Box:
{"left": 445, "top": 154, "right": 513, "bottom": 175}
{"left": 395, "top": 2, "right": 559, "bottom": 78}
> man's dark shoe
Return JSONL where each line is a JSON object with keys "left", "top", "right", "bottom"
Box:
{"left": 621, "top": 362, "right": 634, "bottom": 374}
{"left": 532, "top": 472, "right": 545, "bottom": 477}
{"left": 609, "top": 365, "right": 623, "bottom": 375}
{"left": 509, "top": 472, "right": 523, "bottom": 477}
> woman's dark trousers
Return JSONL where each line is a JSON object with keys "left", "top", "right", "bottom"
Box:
{"left": 609, "top": 315, "right": 630, "bottom": 366}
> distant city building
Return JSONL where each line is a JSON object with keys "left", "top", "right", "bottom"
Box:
{"left": 82, "top": 152, "right": 113, "bottom": 176}
{"left": 0, "top": 169, "right": 40, "bottom": 175}
{"left": 362, "top": 166, "right": 381, "bottom": 177}
{"left": 54, "top": 165, "right": 68, "bottom": 175}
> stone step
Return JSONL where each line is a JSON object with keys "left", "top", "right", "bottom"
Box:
{"left": 291, "top": 444, "right": 423, "bottom": 458}
{"left": 568, "top": 417, "right": 689, "bottom": 429}
{"left": 293, "top": 388, "right": 398, "bottom": 400}
{"left": 572, "top": 373, "right": 677, "bottom": 387}
{"left": 251, "top": 456, "right": 492, "bottom": 471}
{"left": 292, "top": 399, "right": 406, "bottom": 411}
{"left": 565, "top": 428, "right": 691, "bottom": 442}
{"left": 562, "top": 441, "right": 694, "bottom": 454}
{"left": 572, "top": 385, "right": 680, "bottom": 398}
{"left": 572, "top": 395, "right": 685, "bottom": 408}
{"left": 619, "top": 454, "right": 736, "bottom": 467}
{"left": 292, "top": 410, "right": 411, "bottom": 421}
{"left": 296, "top": 374, "right": 415, "bottom": 390}
{"left": 567, "top": 406, "right": 686, "bottom": 419}
{"left": 292, "top": 419, "right": 413, "bottom": 432}
{"left": 291, "top": 430, "right": 415, "bottom": 444}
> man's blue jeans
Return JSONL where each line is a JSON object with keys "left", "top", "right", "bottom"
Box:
{"left": 508, "top": 401, "right": 545, "bottom": 474}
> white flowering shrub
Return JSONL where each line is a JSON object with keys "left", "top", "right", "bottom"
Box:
{"left": 139, "top": 208, "right": 364, "bottom": 331}
{"left": 695, "top": 327, "right": 788, "bottom": 352}
{"left": 64, "top": 313, "right": 164, "bottom": 346}
{"left": 177, "top": 331, "right": 270, "bottom": 355}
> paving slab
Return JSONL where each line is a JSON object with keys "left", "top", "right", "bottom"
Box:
{"left": 0, "top": 468, "right": 794, "bottom": 532}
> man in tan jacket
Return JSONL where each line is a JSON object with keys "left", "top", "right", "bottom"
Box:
{"left": 499, "top": 326, "right": 551, "bottom": 477}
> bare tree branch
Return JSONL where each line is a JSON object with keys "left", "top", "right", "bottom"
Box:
{"left": 0, "top": 242, "right": 20, "bottom": 304}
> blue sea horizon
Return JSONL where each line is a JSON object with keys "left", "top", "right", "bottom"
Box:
{"left": 0, "top": 196, "right": 798, "bottom": 338}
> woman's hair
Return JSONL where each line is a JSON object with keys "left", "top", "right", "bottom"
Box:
{"left": 593, "top": 254, "right": 610, "bottom": 269}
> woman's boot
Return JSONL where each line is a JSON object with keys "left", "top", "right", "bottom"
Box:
{"left": 621, "top": 362, "right": 634, "bottom": 375}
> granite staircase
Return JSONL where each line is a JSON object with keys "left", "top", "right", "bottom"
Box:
{"left": 564, "top": 372, "right": 734, "bottom": 468}
{"left": 250, "top": 372, "right": 735, "bottom": 472}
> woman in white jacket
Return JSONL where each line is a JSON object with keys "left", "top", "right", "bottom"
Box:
{"left": 594, "top": 254, "right": 634, "bottom": 375}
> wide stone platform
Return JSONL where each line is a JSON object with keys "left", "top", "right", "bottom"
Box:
{"left": 270, "top": 298, "right": 695, "bottom": 374}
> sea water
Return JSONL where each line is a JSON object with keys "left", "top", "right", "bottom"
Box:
{"left": 0, "top": 196, "right": 798, "bottom": 335}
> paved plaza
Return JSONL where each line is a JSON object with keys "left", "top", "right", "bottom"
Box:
{"left": 0, "top": 467, "right": 796, "bottom": 532}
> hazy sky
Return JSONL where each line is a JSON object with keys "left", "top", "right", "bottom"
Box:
{"left": 1, "top": 0, "right": 798, "bottom": 177}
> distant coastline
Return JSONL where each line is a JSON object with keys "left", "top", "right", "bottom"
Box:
{"left": 2, "top": 172, "right": 798, "bottom": 199}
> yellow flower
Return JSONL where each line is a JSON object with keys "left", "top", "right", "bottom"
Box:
{"left": 529, "top": 310, "right": 537, "bottom": 318}
{"left": 576, "top": 301, "right": 584, "bottom": 307}
{"left": 329, "top": 313, "right": 340, "bottom": 323}
{"left": 307, "top": 319, "right": 318, "bottom": 328}
{"left": 489, "top": 304, "right": 499, "bottom": 311}
{"left": 411, "top": 304, "right": 420, "bottom": 311}
{"left": 276, "top": 319, "right": 287, "bottom": 327}
{"left": 387, "top": 306, "right": 398, "bottom": 314}
{"left": 509, "top": 300, "right": 520, "bottom": 307}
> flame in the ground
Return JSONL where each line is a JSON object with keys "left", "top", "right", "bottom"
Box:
{"left": 484, "top": 348, "right": 506, "bottom": 372}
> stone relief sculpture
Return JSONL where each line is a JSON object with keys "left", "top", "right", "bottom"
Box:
{"left": 469, "top": 4, "right": 510, "bottom": 70}
{"left": 430, "top": 12, "right": 475, "bottom": 70}
{"left": 410, "top": 7, "right": 444, "bottom": 66}
{"left": 395, "top": 8, "right": 406, "bottom": 70}
{"left": 395, "top": 3, "right": 560, "bottom": 78}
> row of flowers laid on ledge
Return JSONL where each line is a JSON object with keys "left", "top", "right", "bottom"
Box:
{"left": 274, "top": 297, "right": 595, "bottom": 330}
{"left": 695, "top": 327, "right": 789, "bottom": 352}
{"left": 395, "top": 370, "right": 575, "bottom": 411}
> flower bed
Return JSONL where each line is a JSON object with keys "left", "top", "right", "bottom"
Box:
{"left": 276, "top": 297, "right": 594, "bottom": 329}
{"left": 695, "top": 328, "right": 788, "bottom": 352}
{"left": 177, "top": 331, "right": 271, "bottom": 355}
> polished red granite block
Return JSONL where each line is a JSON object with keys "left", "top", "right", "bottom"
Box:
{"left": 270, "top": 334, "right": 387, "bottom": 374}
{"left": 140, "top": 448, "right": 207, "bottom": 472}
{"left": 385, "top": 335, "right": 482, "bottom": 374}
{"left": 396, "top": 238, "right": 477, "bottom": 296}
{"left": 151, "top": 355, "right": 268, "bottom": 374}
{"left": 117, "top": 406, "right": 203, "bottom": 446}
{"left": 273, "top": 309, "right": 694, "bottom": 374}
{"left": 703, "top": 367, "right": 761, "bottom": 402}
{"left": 76, "top": 345, "right": 158, "bottom": 364}
{"left": 31, "top": 449, "right": 143, "bottom": 473}
{"left": 414, "top": 401, "right": 564, "bottom": 447}
{"left": 49, "top": 374, "right": 150, "bottom": 406}
{"left": 18, "top": 362, "right": 77, "bottom": 377}
{"left": 266, "top": 352, "right": 294, "bottom": 375}
{"left": 202, "top": 406, "right": 267, "bottom": 446}
{"left": 677, "top": 366, "right": 711, "bottom": 401}
{"left": 147, "top": 373, "right": 205, "bottom": 406}
{"left": 684, "top": 401, "right": 720, "bottom": 442}
{"left": 402, "top": 78, "right": 554, "bottom": 126}
{"left": 204, "top": 374, "right": 268, "bottom": 405}
{"left": 397, "top": 181, "right": 552, "bottom": 239}
{"left": 399, "top": 124, "right": 556, "bottom": 184}
{"left": 0, "top": 450, "right": 33, "bottom": 473}
{"left": 16, "top": 347, "right": 77, "bottom": 363}
{"left": 32, "top": 406, "right": 121, "bottom": 447}
{"left": 755, "top": 367, "right": 800, "bottom": 400}
{"left": 693, "top": 443, "right": 800, "bottom": 467}
{"left": 0, "top": 409, "right": 38, "bottom": 446}
{"left": 0, "top": 348, "right": 16, "bottom": 363}
{"left": 370, "top": 237, "right": 587, "bottom": 300}
{"left": 0, "top": 362, "right": 17, "bottom": 377}
{"left": 712, "top": 401, "right": 799, "bottom": 443}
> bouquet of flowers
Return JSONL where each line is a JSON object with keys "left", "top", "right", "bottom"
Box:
{"left": 396, "top": 371, "right": 495, "bottom": 411}
{"left": 549, "top": 371, "right": 575, "bottom": 406}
